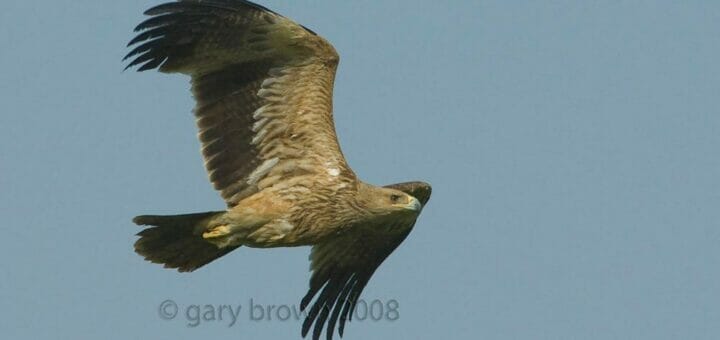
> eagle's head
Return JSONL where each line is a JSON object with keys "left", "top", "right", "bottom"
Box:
{"left": 355, "top": 182, "right": 426, "bottom": 223}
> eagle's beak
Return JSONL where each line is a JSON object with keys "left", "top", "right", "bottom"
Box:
{"left": 405, "top": 196, "right": 422, "bottom": 212}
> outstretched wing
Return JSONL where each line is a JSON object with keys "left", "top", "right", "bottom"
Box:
{"left": 301, "top": 182, "right": 432, "bottom": 340}
{"left": 125, "top": 0, "right": 353, "bottom": 206}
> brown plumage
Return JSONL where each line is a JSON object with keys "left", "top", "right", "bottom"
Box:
{"left": 124, "top": 1, "right": 431, "bottom": 339}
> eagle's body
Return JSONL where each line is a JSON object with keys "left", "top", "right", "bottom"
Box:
{"left": 200, "top": 179, "right": 415, "bottom": 249}
{"left": 124, "top": 1, "right": 431, "bottom": 339}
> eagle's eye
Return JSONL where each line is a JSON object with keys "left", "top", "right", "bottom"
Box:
{"left": 390, "top": 194, "right": 401, "bottom": 203}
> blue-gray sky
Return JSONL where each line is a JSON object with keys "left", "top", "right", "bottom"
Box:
{"left": 1, "top": 0, "right": 719, "bottom": 339}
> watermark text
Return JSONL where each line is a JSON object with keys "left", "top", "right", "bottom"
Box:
{"left": 158, "top": 298, "right": 399, "bottom": 327}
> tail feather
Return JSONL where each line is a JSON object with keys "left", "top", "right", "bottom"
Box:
{"left": 133, "top": 211, "right": 238, "bottom": 272}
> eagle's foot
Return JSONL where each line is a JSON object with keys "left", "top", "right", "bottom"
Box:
{"left": 203, "top": 225, "right": 231, "bottom": 239}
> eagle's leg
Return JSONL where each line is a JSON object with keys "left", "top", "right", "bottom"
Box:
{"left": 245, "top": 219, "right": 297, "bottom": 246}
{"left": 201, "top": 210, "right": 272, "bottom": 248}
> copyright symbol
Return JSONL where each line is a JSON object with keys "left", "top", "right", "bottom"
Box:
{"left": 159, "top": 299, "right": 178, "bottom": 320}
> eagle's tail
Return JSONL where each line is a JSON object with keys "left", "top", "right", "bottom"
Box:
{"left": 132, "top": 211, "right": 238, "bottom": 272}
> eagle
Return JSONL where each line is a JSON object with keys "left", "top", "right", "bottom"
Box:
{"left": 123, "top": 1, "right": 431, "bottom": 339}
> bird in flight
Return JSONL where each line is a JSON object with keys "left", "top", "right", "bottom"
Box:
{"left": 124, "top": 1, "right": 431, "bottom": 339}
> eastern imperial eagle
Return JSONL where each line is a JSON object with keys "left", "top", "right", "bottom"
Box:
{"left": 123, "top": 1, "right": 431, "bottom": 339}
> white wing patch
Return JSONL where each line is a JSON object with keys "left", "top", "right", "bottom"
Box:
{"left": 252, "top": 117, "right": 269, "bottom": 132}
{"left": 327, "top": 168, "right": 340, "bottom": 176}
{"left": 244, "top": 68, "right": 292, "bottom": 187}
{"left": 247, "top": 157, "right": 279, "bottom": 185}
{"left": 251, "top": 67, "right": 291, "bottom": 153}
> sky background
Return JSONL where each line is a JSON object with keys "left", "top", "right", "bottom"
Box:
{"left": 1, "top": 0, "right": 719, "bottom": 339}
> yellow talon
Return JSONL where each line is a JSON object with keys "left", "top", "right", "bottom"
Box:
{"left": 203, "top": 225, "right": 231, "bottom": 239}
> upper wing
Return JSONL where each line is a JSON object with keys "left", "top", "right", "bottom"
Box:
{"left": 125, "top": 0, "right": 353, "bottom": 206}
{"left": 301, "top": 182, "right": 432, "bottom": 340}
